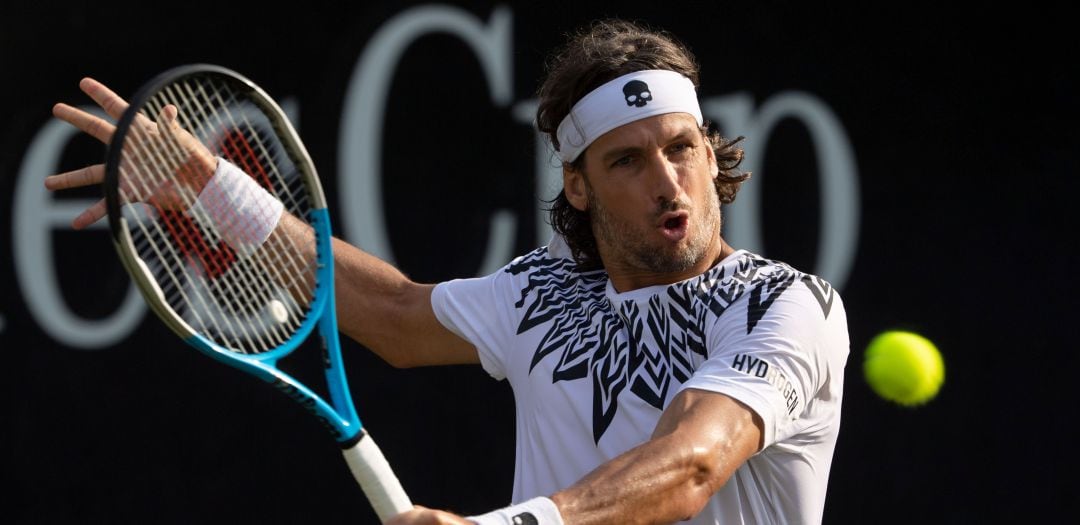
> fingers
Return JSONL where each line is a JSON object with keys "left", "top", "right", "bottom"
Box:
{"left": 49, "top": 78, "right": 128, "bottom": 231}
{"left": 161, "top": 103, "right": 178, "bottom": 122}
{"left": 156, "top": 104, "right": 179, "bottom": 136}
{"left": 45, "top": 164, "right": 105, "bottom": 191}
{"left": 45, "top": 165, "right": 109, "bottom": 229}
{"left": 72, "top": 198, "right": 107, "bottom": 230}
{"left": 53, "top": 102, "right": 115, "bottom": 144}
{"left": 52, "top": 77, "right": 136, "bottom": 144}
{"left": 81, "top": 77, "right": 155, "bottom": 130}
{"left": 79, "top": 77, "right": 129, "bottom": 121}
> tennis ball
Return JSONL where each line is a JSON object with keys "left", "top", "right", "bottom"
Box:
{"left": 863, "top": 330, "right": 944, "bottom": 406}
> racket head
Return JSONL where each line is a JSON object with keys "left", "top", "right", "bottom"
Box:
{"left": 105, "top": 64, "right": 321, "bottom": 351}
{"left": 103, "top": 65, "right": 358, "bottom": 438}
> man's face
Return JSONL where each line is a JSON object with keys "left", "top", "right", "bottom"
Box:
{"left": 565, "top": 113, "right": 723, "bottom": 286}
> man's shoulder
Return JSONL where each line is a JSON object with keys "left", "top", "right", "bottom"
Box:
{"left": 704, "top": 251, "right": 838, "bottom": 291}
{"left": 505, "top": 245, "right": 606, "bottom": 281}
{"left": 693, "top": 251, "right": 840, "bottom": 322}
{"left": 694, "top": 251, "right": 797, "bottom": 295}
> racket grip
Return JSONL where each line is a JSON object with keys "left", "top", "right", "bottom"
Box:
{"left": 343, "top": 432, "right": 413, "bottom": 522}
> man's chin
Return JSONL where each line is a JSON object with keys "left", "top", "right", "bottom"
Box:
{"left": 636, "top": 245, "right": 702, "bottom": 275}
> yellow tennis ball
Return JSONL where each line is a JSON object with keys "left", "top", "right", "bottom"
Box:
{"left": 863, "top": 330, "right": 944, "bottom": 406}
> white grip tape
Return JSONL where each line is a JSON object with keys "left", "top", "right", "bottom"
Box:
{"left": 343, "top": 433, "right": 413, "bottom": 523}
{"left": 188, "top": 158, "right": 284, "bottom": 258}
{"left": 467, "top": 496, "right": 565, "bottom": 525}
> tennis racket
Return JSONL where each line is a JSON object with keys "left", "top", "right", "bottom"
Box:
{"left": 102, "top": 64, "right": 411, "bottom": 522}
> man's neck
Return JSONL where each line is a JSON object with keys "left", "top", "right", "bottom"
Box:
{"left": 606, "top": 238, "right": 734, "bottom": 293}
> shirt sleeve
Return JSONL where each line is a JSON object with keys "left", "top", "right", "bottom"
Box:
{"left": 431, "top": 267, "right": 523, "bottom": 380}
{"left": 679, "top": 278, "right": 848, "bottom": 449}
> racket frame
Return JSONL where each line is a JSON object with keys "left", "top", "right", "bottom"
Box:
{"left": 103, "top": 64, "right": 361, "bottom": 443}
{"left": 104, "top": 66, "right": 413, "bottom": 520}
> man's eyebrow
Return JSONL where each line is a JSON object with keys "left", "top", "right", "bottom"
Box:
{"left": 599, "top": 126, "right": 699, "bottom": 164}
{"left": 667, "top": 124, "right": 699, "bottom": 143}
{"left": 600, "top": 145, "right": 643, "bottom": 164}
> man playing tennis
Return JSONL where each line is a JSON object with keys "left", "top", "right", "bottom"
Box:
{"left": 48, "top": 19, "right": 849, "bottom": 525}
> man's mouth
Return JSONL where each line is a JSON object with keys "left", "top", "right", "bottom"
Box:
{"left": 657, "top": 211, "right": 690, "bottom": 241}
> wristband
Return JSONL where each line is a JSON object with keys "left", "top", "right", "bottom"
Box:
{"left": 466, "top": 496, "right": 564, "bottom": 525}
{"left": 189, "top": 157, "right": 284, "bottom": 258}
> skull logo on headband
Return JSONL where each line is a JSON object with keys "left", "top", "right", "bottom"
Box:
{"left": 623, "top": 80, "right": 652, "bottom": 107}
{"left": 555, "top": 70, "right": 702, "bottom": 163}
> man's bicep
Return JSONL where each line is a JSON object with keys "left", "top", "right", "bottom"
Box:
{"left": 409, "top": 283, "right": 482, "bottom": 366}
{"left": 355, "top": 282, "right": 480, "bottom": 368}
{"left": 429, "top": 276, "right": 521, "bottom": 379}
{"left": 328, "top": 235, "right": 480, "bottom": 367}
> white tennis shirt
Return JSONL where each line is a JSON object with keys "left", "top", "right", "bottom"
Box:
{"left": 432, "top": 236, "right": 849, "bottom": 524}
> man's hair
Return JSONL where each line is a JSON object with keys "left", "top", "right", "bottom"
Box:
{"left": 536, "top": 19, "right": 749, "bottom": 270}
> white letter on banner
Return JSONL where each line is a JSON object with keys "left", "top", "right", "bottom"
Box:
{"left": 703, "top": 92, "right": 859, "bottom": 290}
{"left": 13, "top": 109, "right": 146, "bottom": 349}
{"left": 340, "top": 5, "right": 514, "bottom": 273}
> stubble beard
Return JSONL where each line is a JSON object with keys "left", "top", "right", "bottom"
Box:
{"left": 588, "top": 184, "right": 722, "bottom": 275}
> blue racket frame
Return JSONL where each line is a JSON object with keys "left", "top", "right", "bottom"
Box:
{"left": 178, "top": 207, "right": 363, "bottom": 444}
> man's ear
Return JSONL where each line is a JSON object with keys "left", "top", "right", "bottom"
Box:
{"left": 564, "top": 166, "right": 588, "bottom": 211}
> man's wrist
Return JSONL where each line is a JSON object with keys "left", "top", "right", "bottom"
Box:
{"left": 466, "top": 496, "right": 564, "bottom": 525}
{"left": 189, "top": 157, "right": 284, "bottom": 258}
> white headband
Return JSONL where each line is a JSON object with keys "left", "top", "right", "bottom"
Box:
{"left": 555, "top": 69, "right": 703, "bottom": 163}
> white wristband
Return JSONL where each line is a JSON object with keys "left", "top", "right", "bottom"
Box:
{"left": 189, "top": 157, "right": 284, "bottom": 258}
{"left": 466, "top": 496, "right": 564, "bottom": 525}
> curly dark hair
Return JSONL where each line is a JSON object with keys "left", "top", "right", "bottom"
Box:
{"left": 536, "top": 19, "right": 750, "bottom": 270}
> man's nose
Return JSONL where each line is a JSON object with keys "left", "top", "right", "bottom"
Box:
{"left": 648, "top": 153, "right": 681, "bottom": 203}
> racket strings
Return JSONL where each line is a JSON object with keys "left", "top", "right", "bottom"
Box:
{"left": 171, "top": 78, "right": 317, "bottom": 296}
{"left": 122, "top": 126, "right": 283, "bottom": 353}
{"left": 118, "top": 107, "right": 251, "bottom": 346}
{"left": 176, "top": 79, "right": 318, "bottom": 332}
{"left": 167, "top": 76, "right": 313, "bottom": 349}
{"left": 152, "top": 84, "right": 304, "bottom": 345}
{"left": 118, "top": 73, "right": 319, "bottom": 354}
{"left": 135, "top": 90, "right": 287, "bottom": 352}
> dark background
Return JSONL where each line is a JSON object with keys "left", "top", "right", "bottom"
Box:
{"left": 2, "top": 2, "right": 1076, "bottom": 523}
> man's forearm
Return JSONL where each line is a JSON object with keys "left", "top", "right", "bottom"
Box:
{"left": 550, "top": 434, "right": 716, "bottom": 524}
{"left": 551, "top": 389, "right": 762, "bottom": 525}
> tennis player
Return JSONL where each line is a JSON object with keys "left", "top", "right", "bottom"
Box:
{"left": 47, "top": 18, "right": 849, "bottom": 525}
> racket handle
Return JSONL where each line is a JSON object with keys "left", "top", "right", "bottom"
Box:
{"left": 343, "top": 432, "right": 413, "bottom": 522}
